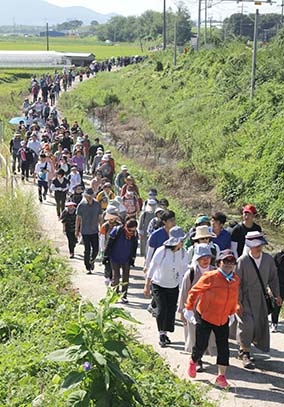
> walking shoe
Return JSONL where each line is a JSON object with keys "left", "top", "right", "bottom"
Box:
{"left": 86, "top": 269, "right": 92, "bottom": 275}
{"left": 197, "top": 360, "right": 204, "bottom": 373}
{"left": 69, "top": 253, "right": 74, "bottom": 259}
{"left": 240, "top": 352, "right": 255, "bottom": 369}
{"left": 270, "top": 323, "right": 278, "bottom": 333}
{"left": 121, "top": 297, "right": 129, "bottom": 304}
{"left": 187, "top": 359, "right": 197, "bottom": 378}
{"left": 164, "top": 335, "right": 171, "bottom": 345}
{"left": 159, "top": 334, "right": 167, "bottom": 348}
{"left": 89, "top": 258, "right": 95, "bottom": 271}
{"left": 43, "top": 193, "right": 47, "bottom": 201}
{"left": 215, "top": 375, "right": 230, "bottom": 389}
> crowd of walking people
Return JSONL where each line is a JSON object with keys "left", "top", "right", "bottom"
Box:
{"left": 9, "top": 67, "right": 284, "bottom": 391}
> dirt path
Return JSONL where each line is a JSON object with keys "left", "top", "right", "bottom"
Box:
{"left": 18, "top": 74, "right": 284, "bottom": 407}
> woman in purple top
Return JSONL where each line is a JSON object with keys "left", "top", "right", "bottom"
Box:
{"left": 72, "top": 150, "right": 84, "bottom": 180}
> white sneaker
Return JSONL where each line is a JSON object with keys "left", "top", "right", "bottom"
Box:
{"left": 104, "top": 278, "right": 111, "bottom": 286}
{"left": 270, "top": 323, "right": 278, "bottom": 333}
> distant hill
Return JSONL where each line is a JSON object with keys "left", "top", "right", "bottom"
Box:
{"left": 0, "top": 0, "right": 116, "bottom": 26}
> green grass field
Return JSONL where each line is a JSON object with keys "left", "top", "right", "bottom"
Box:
{"left": 0, "top": 36, "right": 142, "bottom": 59}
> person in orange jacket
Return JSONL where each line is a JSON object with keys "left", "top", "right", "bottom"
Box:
{"left": 185, "top": 249, "right": 239, "bottom": 389}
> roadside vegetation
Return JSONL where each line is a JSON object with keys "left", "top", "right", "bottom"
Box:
{"left": 58, "top": 34, "right": 284, "bottom": 225}
{"left": 0, "top": 189, "right": 214, "bottom": 406}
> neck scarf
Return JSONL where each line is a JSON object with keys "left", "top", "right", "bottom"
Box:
{"left": 218, "top": 268, "right": 234, "bottom": 282}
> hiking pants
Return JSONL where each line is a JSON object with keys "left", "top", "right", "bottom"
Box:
{"left": 12, "top": 152, "right": 20, "bottom": 173}
{"left": 38, "top": 180, "right": 48, "bottom": 201}
{"left": 192, "top": 312, "right": 229, "bottom": 366}
{"left": 54, "top": 191, "right": 66, "bottom": 217}
{"left": 152, "top": 284, "right": 179, "bottom": 333}
{"left": 21, "top": 162, "right": 29, "bottom": 180}
{"left": 111, "top": 261, "right": 130, "bottom": 297}
{"left": 82, "top": 233, "right": 99, "bottom": 271}
{"left": 271, "top": 285, "right": 284, "bottom": 325}
{"left": 104, "top": 261, "right": 112, "bottom": 280}
{"left": 66, "top": 231, "right": 77, "bottom": 255}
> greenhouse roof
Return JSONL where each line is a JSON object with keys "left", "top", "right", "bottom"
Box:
{"left": 0, "top": 51, "right": 71, "bottom": 67}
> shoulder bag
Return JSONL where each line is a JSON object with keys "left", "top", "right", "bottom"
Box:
{"left": 249, "top": 256, "right": 275, "bottom": 315}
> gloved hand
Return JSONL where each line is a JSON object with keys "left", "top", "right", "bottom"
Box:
{"left": 229, "top": 314, "right": 235, "bottom": 327}
{"left": 102, "top": 256, "right": 110, "bottom": 265}
{"left": 183, "top": 309, "right": 194, "bottom": 321}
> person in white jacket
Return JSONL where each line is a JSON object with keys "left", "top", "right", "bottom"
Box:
{"left": 144, "top": 226, "right": 189, "bottom": 347}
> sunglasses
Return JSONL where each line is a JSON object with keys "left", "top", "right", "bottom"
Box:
{"left": 222, "top": 258, "right": 236, "bottom": 265}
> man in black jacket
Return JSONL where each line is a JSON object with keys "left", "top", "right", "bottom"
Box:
{"left": 104, "top": 219, "right": 138, "bottom": 303}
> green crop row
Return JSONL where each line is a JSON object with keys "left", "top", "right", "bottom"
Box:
{"left": 0, "top": 36, "right": 142, "bottom": 60}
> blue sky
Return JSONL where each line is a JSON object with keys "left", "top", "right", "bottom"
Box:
{"left": 45, "top": 0, "right": 282, "bottom": 21}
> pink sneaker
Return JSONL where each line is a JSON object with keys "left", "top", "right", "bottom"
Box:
{"left": 215, "top": 375, "right": 230, "bottom": 389}
{"left": 187, "top": 359, "right": 197, "bottom": 378}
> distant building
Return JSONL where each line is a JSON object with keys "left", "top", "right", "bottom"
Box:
{"left": 63, "top": 52, "right": 96, "bottom": 66}
{"left": 39, "top": 30, "right": 65, "bottom": 37}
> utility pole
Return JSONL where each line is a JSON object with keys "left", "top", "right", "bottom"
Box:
{"left": 46, "top": 22, "right": 49, "bottom": 51}
{"left": 250, "top": 9, "right": 259, "bottom": 101}
{"left": 174, "top": 19, "right": 177, "bottom": 66}
{"left": 204, "top": 0, "right": 208, "bottom": 45}
{"left": 209, "top": 17, "right": 212, "bottom": 42}
{"left": 163, "top": 0, "right": 167, "bottom": 50}
{"left": 197, "top": 0, "right": 202, "bottom": 50}
{"left": 282, "top": 0, "right": 284, "bottom": 25}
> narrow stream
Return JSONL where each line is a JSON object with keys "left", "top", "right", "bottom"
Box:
{"left": 88, "top": 114, "right": 284, "bottom": 253}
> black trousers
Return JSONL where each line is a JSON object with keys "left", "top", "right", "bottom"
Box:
{"left": 192, "top": 312, "right": 229, "bottom": 366}
{"left": 82, "top": 233, "right": 99, "bottom": 271}
{"left": 152, "top": 284, "right": 179, "bottom": 333}
{"left": 111, "top": 261, "right": 130, "bottom": 297}
{"left": 66, "top": 231, "right": 77, "bottom": 254}
{"left": 104, "top": 261, "right": 112, "bottom": 280}
{"left": 21, "top": 162, "right": 29, "bottom": 180}
{"left": 12, "top": 153, "right": 20, "bottom": 173}
{"left": 38, "top": 180, "right": 48, "bottom": 200}
{"left": 54, "top": 191, "right": 66, "bottom": 217}
{"left": 271, "top": 285, "right": 284, "bottom": 324}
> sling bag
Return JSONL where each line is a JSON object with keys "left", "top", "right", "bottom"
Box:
{"left": 249, "top": 256, "right": 275, "bottom": 315}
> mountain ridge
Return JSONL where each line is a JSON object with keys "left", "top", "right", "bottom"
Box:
{"left": 0, "top": 0, "right": 116, "bottom": 26}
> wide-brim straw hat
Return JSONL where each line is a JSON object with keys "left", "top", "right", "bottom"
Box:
{"left": 192, "top": 225, "right": 216, "bottom": 241}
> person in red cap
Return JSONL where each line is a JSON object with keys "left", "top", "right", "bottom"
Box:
{"left": 231, "top": 204, "right": 262, "bottom": 258}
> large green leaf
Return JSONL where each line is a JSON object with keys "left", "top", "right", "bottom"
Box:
{"left": 45, "top": 349, "right": 73, "bottom": 362}
{"left": 61, "top": 371, "right": 85, "bottom": 390}
{"left": 66, "top": 390, "right": 89, "bottom": 407}
{"left": 66, "top": 323, "right": 84, "bottom": 345}
{"left": 91, "top": 350, "right": 106, "bottom": 366}
{"left": 107, "top": 361, "right": 135, "bottom": 385}
{"left": 46, "top": 346, "right": 87, "bottom": 362}
{"left": 109, "top": 307, "right": 140, "bottom": 324}
{"left": 83, "top": 312, "right": 97, "bottom": 321}
{"left": 104, "top": 340, "right": 129, "bottom": 358}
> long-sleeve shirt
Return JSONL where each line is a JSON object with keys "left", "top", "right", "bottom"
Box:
{"left": 147, "top": 246, "right": 189, "bottom": 288}
{"left": 185, "top": 269, "right": 240, "bottom": 326}
{"left": 144, "top": 227, "right": 169, "bottom": 269}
